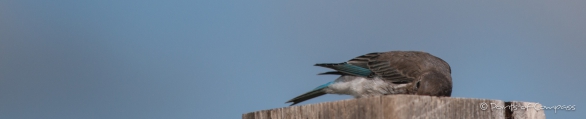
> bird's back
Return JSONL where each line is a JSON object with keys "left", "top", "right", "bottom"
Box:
{"left": 348, "top": 51, "right": 452, "bottom": 96}
{"left": 376, "top": 51, "right": 452, "bottom": 96}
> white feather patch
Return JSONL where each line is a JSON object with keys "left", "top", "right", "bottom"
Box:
{"left": 324, "top": 76, "right": 409, "bottom": 98}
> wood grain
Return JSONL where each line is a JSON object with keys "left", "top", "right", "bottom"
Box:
{"left": 243, "top": 95, "right": 545, "bottom": 119}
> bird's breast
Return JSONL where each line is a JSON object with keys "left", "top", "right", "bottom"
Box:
{"left": 325, "top": 76, "right": 411, "bottom": 98}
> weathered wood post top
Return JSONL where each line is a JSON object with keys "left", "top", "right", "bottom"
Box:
{"left": 243, "top": 95, "right": 545, "bottom": 119}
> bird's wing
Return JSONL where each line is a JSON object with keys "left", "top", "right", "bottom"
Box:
{"left": 314, "top": 62, "right": 372, "bottom": 77}
{"left": 353, "top": 52, "right": 416, "bottom": 83}
{"left": 367, "top": 60, "right": 414, "bottom": 83}
{"left": 314, "top": 52, "right": 379, "bottom": 76}
{"left": 315, "top": 52, "right": 417, "bottom": 83}
{"left": 347, "top": 52, "right": 381, "bottom": 68}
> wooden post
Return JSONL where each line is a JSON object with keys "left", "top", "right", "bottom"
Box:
{"left": 242, "top": 95, "right": 545, "bottom": 119}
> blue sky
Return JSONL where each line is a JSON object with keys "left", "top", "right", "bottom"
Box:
{"left": 1, "top": 0, "right": 584, "bottom": 118}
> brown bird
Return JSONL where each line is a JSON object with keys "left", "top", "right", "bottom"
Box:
{"left": 286, "top": 51, "right": 452, "bottom": 106}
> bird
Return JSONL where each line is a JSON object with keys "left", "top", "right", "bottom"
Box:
{"left": 286, "top": 51, "right": 452, "bottom": 106}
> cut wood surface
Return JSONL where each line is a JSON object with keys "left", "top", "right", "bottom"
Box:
{"left": 243, "top": 95, "right": 545, "bottom": 119}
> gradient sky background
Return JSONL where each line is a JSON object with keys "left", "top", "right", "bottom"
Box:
{"left": 1, "top": 0, "right": 584, "bottom": 119}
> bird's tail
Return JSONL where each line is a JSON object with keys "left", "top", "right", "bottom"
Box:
{"left": 314, "top": 63, "right": 372, "bottom": 77}
{"left": 286, "top": 82, "right": 333, "bottom": 106}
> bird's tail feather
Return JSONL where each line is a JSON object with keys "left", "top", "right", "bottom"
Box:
{"left": 317, "top": 71, "right": 344, "bottom": 75}
{"left": 286, "top": 82, "right": 332, "bottom": 106}
{"left": 315, "top": 63, "right": 372, "bottom": 77}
